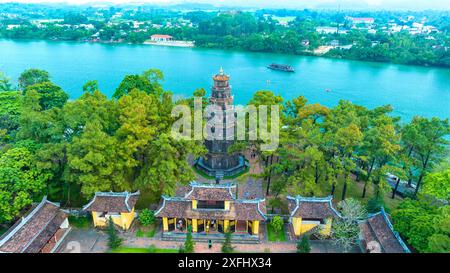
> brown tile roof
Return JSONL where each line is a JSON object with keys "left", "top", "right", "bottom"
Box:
{"left": 287, "top": 195, "right": 340, "bottom": 219}
{"left": 184, "top": 182, "right": 236, "bottom": 201}
{"left": 83, "top": 191, "right": 140, "bottom": 213}
{"left": 155, "top": 198, "right": 266, "bottom": 221}
{"left": 0, "top": 197, "right": 68, "bottom": 253}
{"left": 359, "top": 208, "right": 410, "bottom": 253}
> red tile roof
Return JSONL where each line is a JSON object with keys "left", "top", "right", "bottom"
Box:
{"left": 83, "top": 191, "right": 140, "bottom": 213}
{"left": 151, "top": 34, "right": 173, "bottom": 38}
{"left": 155, "top": 182, "right": 266, "bottom": 221}
{"left": 184, "top": 182, "right": 236, "bottom": 201}
{"left": 0, "top": 197, "right": 68, "bottom": 253}
{"left": 287, "top": 195, "right": 340, "bottom": 219}
{"left": 359, "top": 208, "right": 410, "bottom": 253}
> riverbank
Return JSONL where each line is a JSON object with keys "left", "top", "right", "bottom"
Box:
{"left": 2, "top": 37, "right": 449, "bottom": 69}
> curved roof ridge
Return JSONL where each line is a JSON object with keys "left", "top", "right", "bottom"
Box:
{"left": 287, "top": 195, "right": 341, "bottom": 218}
{"left": 82, "top": 191, "right": 140, "bottom": 212}
{"left": 0, "top": 196, "right": 49, "bottom": 248}
{"left": 379, "top": 207, "right": 411, "bottom": 253}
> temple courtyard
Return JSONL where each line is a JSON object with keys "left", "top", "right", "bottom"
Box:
{"left": 56, "top": 226, "right": 359, "bottom": 253}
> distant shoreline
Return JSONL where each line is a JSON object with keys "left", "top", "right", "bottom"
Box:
{"left": 1, "top": 38, "right": 449, "bottom": 70}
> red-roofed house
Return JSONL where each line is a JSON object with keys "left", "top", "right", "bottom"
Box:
{"left": 150, "top": 34, "right": 173, "bottom": 42}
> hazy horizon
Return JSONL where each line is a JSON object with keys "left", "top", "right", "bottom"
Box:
{"left": 0, "top": 0, "right": 449, "bottom": 11}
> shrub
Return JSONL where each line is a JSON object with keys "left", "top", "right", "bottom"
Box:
{"left": 107, "top": 218, "right": 122, "bottom": 249}
{"left": 270, "top": 216, "right": 284, "bottom": 233}
{"left": 221, "top": 230, "right": 234, "bottom": 253}
{"left": 297, "top": 236, "right": 311, "bottom": 253}
{"left": 366, "top": 197, "right": 385, "bottom": 213}
{"left": 139, "top": 209, "right": 155, "bottom": 226}
{"left": 184, "top": 226, "right": 195, "bottom": 253}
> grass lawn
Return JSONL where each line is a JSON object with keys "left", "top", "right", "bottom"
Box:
{"left": 135, "top": 223, "right": 157, "bottom": 238}
{"left": 68, "top": 215, "right": 92, "bottom": 229}
{"left": 267, "top": 223, "right": 286, "bottom": 242}
{"left": 323, "top": 179, "right": 403, "bottom": 211}
{"left": 111, "top": 246, "right": 178, "bottom": 253}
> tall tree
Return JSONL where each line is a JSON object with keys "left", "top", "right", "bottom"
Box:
{"left": 24, "top": 81, "right": 69, "bottom": 110}
{"left": 67, "top": 120, "right": 129, "bottom": 196}
{"left": 113, "top": 69, "right": 164, "bottom": 99}
{"left": 360, "top": 115, "right": 400, "bottom": 198}
{"left": 421, "top": 168, "right": 450, "bottom": 201}
{"left": 408, "top": 117, "right": 449, "bottom": 197}
{"left": 0, "top": 71, "right": 13, "bottom": 91}
{"left": 331, "top": 198, "right": 366, "bottom": 252}
{"left": 18, "top": 68, "right": 50, "bottom": 90}
{"left": 0, "top": 147, "right": 48, "bottom": 223}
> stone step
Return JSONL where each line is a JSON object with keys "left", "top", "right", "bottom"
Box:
{"left": 162, "top": 233, "right": 260, "bottom": 244}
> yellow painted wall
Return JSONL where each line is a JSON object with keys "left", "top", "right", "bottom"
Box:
{"left": 320, "top": 218, "right": 332, "bottom": 236}
{"left": 224, "top": 201, "right": 230, "bottom": 210}
{"left": 252, "top": 221, "right": 259, "bottom": 235}
{"left": 292, "top": 217, "right": 302, "bottom": 236}
{"left": 92, "top": 208, "right": 136, "bottom": 230}
{"left": 291, "top": 217, "right": 333, "bottom": 236}
{"left": 224, "top": 220, "right": 229, "bottom": 232}
{"left": 163, "top": 217, "right": 168, "bottom": 231}
{"left": 192, "top": 219, "right": 198, "bottom": 233}
{"left": 92, "top": 212, "right": 107, "bottom": 227}
{"left": 300, "top": 222, "right": 317, "bottom": 234}
{"left": 192, "top": 200, "right": 197, "bottom": 209}
{"left": 120, "top": 207, "right": 135, "bottom": 230}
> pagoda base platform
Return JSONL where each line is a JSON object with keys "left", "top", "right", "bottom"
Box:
{"left": 194, "top": 156, "right": 249, "bottom": 179}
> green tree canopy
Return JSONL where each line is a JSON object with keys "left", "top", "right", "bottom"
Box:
{"left": 18, "top": 68, "right": 50, "bottom": 90}
{"left": 0, "top": 147, "right": 48, "bottom": 223}
{"left": 24, "top": 81, "right": 69, "bottom": 110}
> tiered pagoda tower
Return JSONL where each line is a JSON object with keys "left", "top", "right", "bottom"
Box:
{"left": 195, "top": 68, "right": 247, "bottom": 179}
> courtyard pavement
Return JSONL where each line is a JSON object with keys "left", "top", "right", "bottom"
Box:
{"left": 56, "top": 228, "right": 108, "bottom": 253}
{"left": 56, "top": 227, "right": 359, "bottom": 253}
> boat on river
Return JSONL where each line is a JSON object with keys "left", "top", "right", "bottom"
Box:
{"left": 267, "top": 63, "right": 295, "bottom": 72}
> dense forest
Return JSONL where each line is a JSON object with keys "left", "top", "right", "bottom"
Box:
{"left": 0, "top": 68, "right": 448, "bottom": 252}
{"left": 1, "top": 3, "right": 449, "bottom": 67}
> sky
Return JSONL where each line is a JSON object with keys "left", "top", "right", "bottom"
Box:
{"left": 0, "top": 0, "right": 449, "bottom": 10}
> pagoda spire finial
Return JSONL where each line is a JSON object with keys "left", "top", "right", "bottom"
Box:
{"left": 219, "top": 66, "right": 224, "bottom": 75}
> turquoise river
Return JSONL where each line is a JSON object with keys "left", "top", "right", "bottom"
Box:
{"left": 1, "top": 39, "right": 449, "bottom": 121}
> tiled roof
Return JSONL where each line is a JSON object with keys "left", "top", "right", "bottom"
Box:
{"left": 151, "top": 34, "right": 173, "bottom": 38}
{"left": 184, "top": 182, "right": 236, "bottom": 201}
{"left": 287, "top": 195, "right": 340, "bottom": 219}
{"left": 155, "top": 182, "right": 266, "bottom": 221}
{"left": 359, "top": 208, "right": 410, "bottom": 253}
{"left": 155, "top": 197, "right": 266, "bottom": 221}
{"left": 0, "top": 197, "right": 68, "bottom": 253}
{"left": 83, "top": 191, "right": 140, "bottom": 213}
